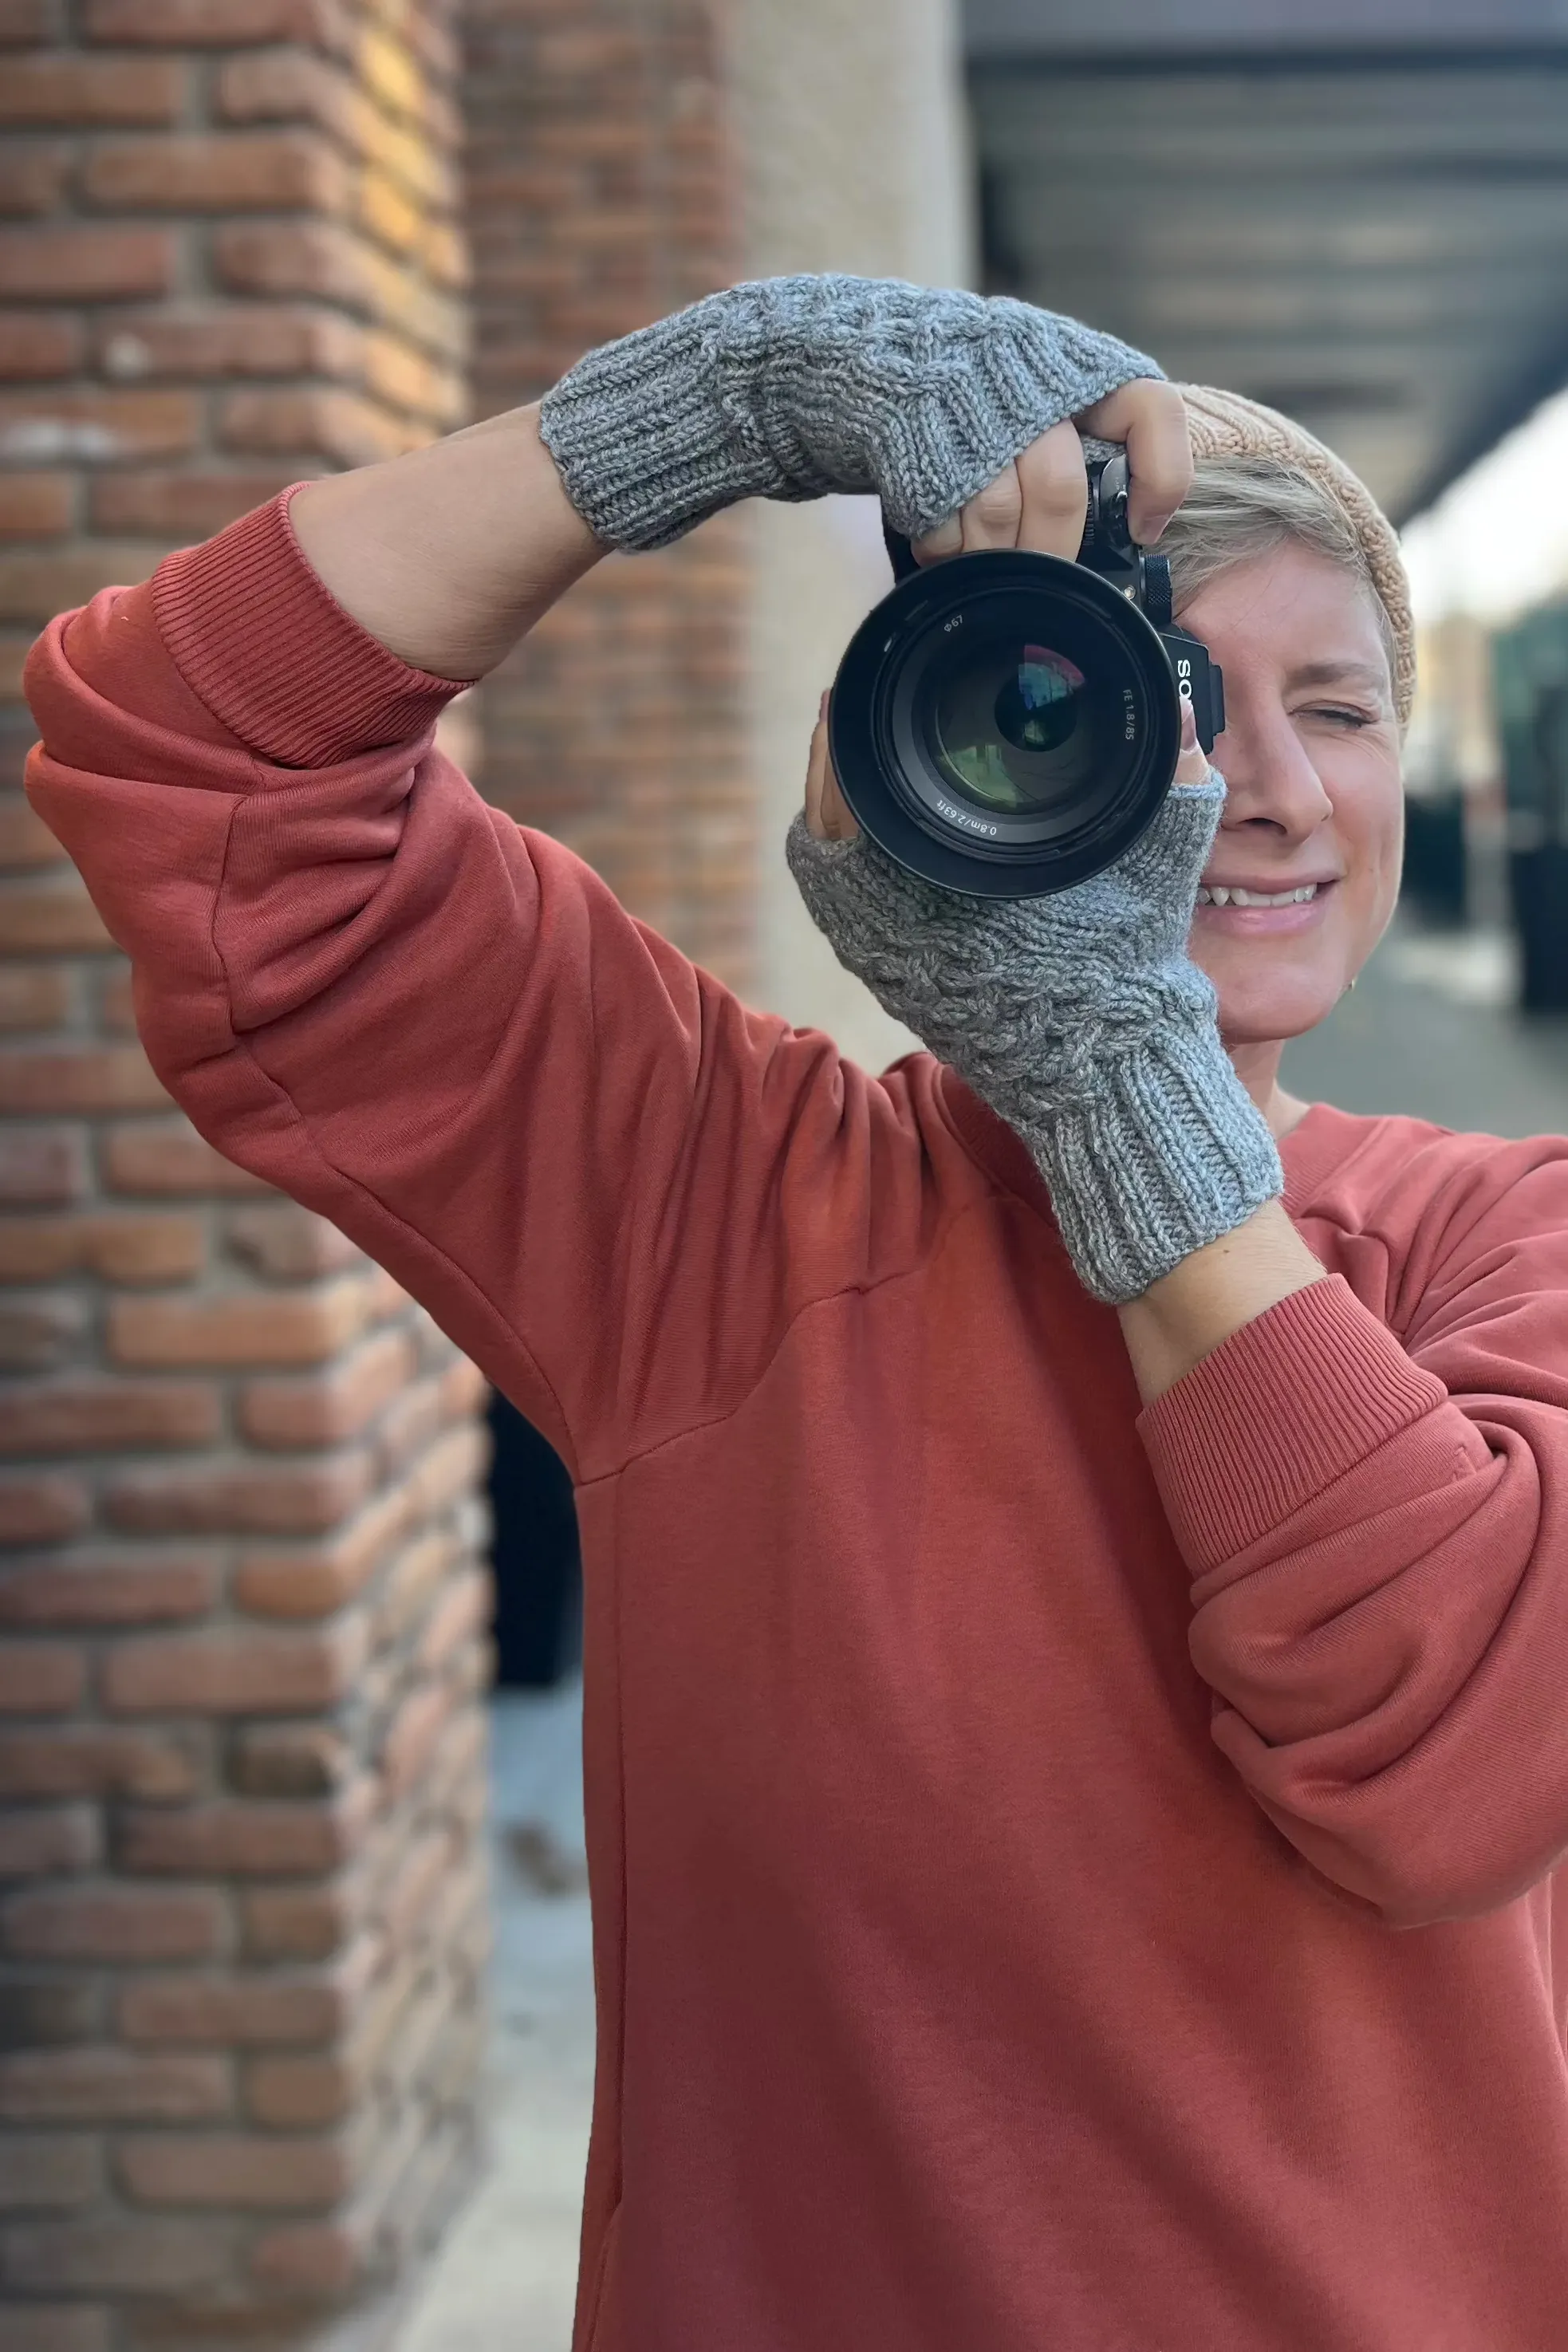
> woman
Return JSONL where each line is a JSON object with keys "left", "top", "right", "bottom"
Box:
{"left": 26, "top": 278, "right": 1568, "bottom": 2350}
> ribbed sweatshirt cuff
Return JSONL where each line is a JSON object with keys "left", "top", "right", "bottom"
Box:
{"left": 150, "top": 488, "right": 471, "bottom": 770}
{"left": 1137, "top": 1274, "right": 1447, "bottom": 1570}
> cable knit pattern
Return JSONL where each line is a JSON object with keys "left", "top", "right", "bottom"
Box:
{"left": 786, "top": 779, "right": 1283, "bottom": 1304}
{"left": 538, "top": 274, "right": 1161, "bottom": 550}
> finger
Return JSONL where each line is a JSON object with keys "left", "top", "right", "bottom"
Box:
{"left": 958, "top": 460, "right": 1024, "bottom": 554}
{"left": 1014, "top": 423, "right": 1090, "bottom": 561}
{"left": 804, "top": 697, "right": 831, "bottom": 838}
{"left": 1171, "top": 695, "right": 1212, "bottom": 792}
{"left": 804, "top": 695, "right": 860, "bottom": 841}
{"left": 1073, "top": 380, "right": 1192, "bottom": 544}
{"left": 912, "top": 511, "right": 963, "bottom": 566}
{"left": 821, "top": 747, "right": 858, "bottom": 841}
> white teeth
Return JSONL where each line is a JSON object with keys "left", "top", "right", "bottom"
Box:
{"left": 1198, "top": 884, "right": 1320, "bottom": 908}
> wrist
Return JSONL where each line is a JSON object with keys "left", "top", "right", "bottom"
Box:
{"left": 1117, "top": 1201, "right": 1326, "bottom": 1405}
{"left": 290, "top": 404, "right": 603, "bottom": 680}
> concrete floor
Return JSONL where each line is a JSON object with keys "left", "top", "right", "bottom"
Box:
{"left": 391, "top": 910, "right": 1568, "bottom": 2352}
{"left": 394, "top": 1685, "right": 593, "bottom": 2352}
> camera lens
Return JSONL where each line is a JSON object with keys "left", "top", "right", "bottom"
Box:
{"left": 829, "top": 550, "right": 1180, "bottom": 899}
{"left": 928, "top": 638, "right": 1094, "bottom": 814}
{"left": 995, "top": 648, "right": 1083, "bottom": 758}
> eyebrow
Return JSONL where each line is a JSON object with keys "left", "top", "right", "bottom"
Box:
{"left": 1283, "top": 660, "right": 1390, "bottom": 695}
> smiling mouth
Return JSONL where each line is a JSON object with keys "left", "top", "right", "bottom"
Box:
{"left": 1196, "top": 883, "right": 1325, "bottom": 908}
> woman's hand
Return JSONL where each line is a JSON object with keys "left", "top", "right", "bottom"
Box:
{"left": 909, "top": 379, "right": 1192, "bottom": 564}
{"left": 538, "top": 275, "right": 1168, "bottom": 553}
{"left": 806, "top": 378, "right": 1194, "bottom": 844}
{"left": 789, "top": 706, "right": 1281, "bottom": 1305}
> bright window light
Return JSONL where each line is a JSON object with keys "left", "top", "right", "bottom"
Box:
{"left": 1402, "top": 387, "right": 1568, "bottom": 629}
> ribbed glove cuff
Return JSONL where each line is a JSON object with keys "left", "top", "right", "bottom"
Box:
{"left": 539, "top": 295, "right": 764, "bottom": 551}
{"left": 538, "top": 274, "right": 1162, "bottom": 550}
{"left": 784, "top": 808, "right": 1283, "bottom": 1306}
{"left": 1020, "top": 1027, "right": 1284, "bottom": 1304}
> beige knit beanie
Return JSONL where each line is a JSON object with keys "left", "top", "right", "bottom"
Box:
{"left": 1178, "top": 383, "right": 1415, "bottom": 726}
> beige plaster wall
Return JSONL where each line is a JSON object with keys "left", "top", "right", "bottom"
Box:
{"left": 732, "top": 0, "right": 975, "bottom": 1071}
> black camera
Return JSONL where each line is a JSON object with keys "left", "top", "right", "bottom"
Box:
{"left": 827, "top": 451, "right": 1225, "bottom": 898}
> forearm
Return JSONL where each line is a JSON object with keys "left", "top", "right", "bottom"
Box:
{"left": 1117, "top": 1198, "right": 1326, "bottom": 1405}
{"left": 1132, "top": 1259, "right": 1568, "bottom": 1926}
{"left": 289, "top": 404, "right": 605, "bottom": 681}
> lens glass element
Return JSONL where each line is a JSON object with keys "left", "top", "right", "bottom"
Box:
{"left": 925, "top": 631, "right": 1123, "bottom": 817}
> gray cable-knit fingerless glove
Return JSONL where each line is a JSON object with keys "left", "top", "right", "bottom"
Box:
{"left": 538, "top": 274, "right": 1161, "bottom": 550}
{"left": 786, "top": 779, "right": 1283, "bottom": 1304}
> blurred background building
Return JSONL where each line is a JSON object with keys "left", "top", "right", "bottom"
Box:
{"left": 4, "top": 2, "right": 1568, "bottom": 2347}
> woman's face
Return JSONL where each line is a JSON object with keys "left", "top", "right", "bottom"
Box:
{"left": 1177, "top": 540, "right": 1405, "bottom": 1047}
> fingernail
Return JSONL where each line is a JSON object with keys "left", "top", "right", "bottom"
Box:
{"left": 818, "top": 689, "right": 829, "bottom": 722}
{"left": 1180, "top": 699, "right": 1197, "bottom": 749}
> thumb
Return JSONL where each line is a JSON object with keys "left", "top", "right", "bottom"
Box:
{"left": 1172, "top": 695, "right": 1211, "bottom": 790}
{"left": 805, "top": 689, "right": 861, "bottom": 843}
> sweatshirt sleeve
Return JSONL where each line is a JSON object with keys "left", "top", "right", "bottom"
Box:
{"left": 23, "top": 492, "right": 929, "bottom": 1481}
{"left": 1137, "top": 1141, "right": 1568, "bottom": 1928}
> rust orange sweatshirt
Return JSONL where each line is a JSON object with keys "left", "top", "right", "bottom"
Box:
{"left": 25, "top": 493, "right": 1568, "bottom": 2352}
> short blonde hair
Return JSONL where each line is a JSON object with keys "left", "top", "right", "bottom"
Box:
{"left": 1160, "top": 455, "right": 1400, "bottom": 701}
{"left": 1176, "top": 384, "right": 1414, "bottom": 722}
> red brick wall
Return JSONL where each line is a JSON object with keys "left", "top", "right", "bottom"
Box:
{"left": 463, "top": 0, "right": 755, "bottom": 987}
{"left": 0, "top": 2, "right": 491, "bottom": 2343}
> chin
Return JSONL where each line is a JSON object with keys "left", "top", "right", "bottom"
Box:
{"left": 1198, "top": 952, "right": 1346, "bottom": 1049}
{"left": 1216, "top": 999, "right": 1339, "bottom": 1050}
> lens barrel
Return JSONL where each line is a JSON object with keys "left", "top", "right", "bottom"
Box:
{"left": 829, "top": 549, "right": 1183, "bottom": 899}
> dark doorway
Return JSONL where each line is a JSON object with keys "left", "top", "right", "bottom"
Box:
{"left": 487, "top": 1389, "right": 582, "bottom": 1688}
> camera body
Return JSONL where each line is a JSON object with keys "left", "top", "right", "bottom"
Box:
{"left": 828, "top": 450, "right": 1226, "bottom": 900}
{"left": 1069, "top": 450, "right": 1224, "bottom": 754}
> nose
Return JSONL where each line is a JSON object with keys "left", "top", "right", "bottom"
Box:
{"left": 1210, "top": 696, "right": 1333, "bottom": 847}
